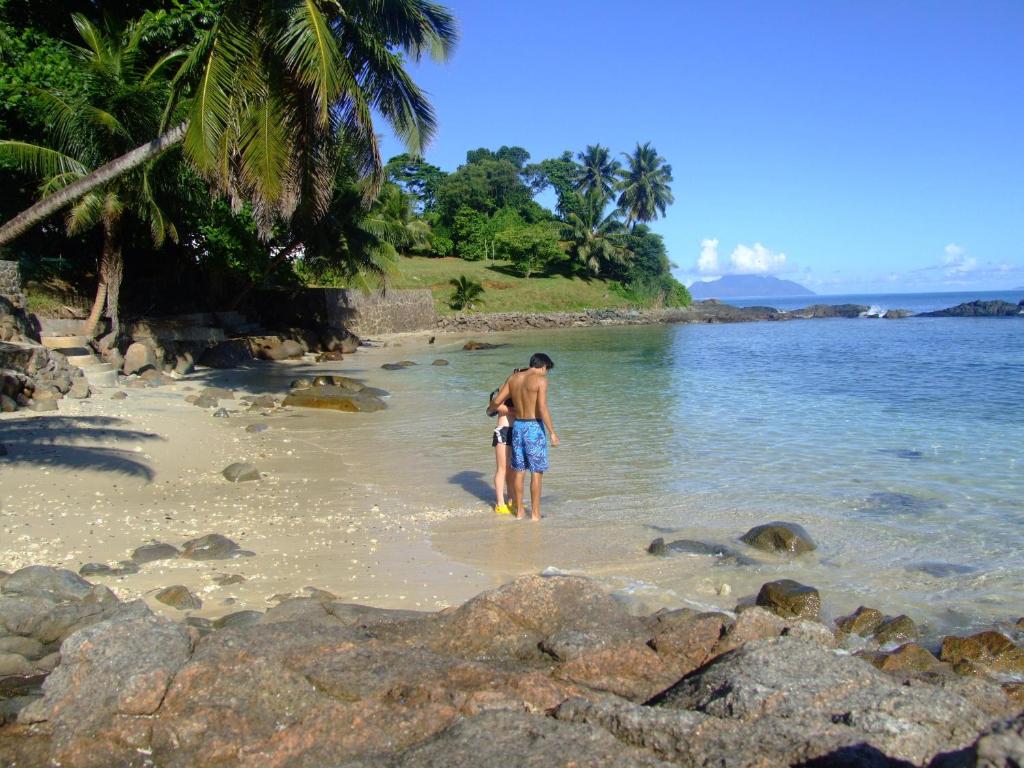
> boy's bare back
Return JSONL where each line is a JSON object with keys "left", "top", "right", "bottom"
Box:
{"left": 507, "top": 369, "right": 546, "bottom": 419}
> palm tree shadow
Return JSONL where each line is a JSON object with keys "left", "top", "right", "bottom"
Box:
{"left": 1, "top": 415, "right": 162, "bottom": 481}
{"left": 448, "top": 470, "right": 493, "bottom": 504}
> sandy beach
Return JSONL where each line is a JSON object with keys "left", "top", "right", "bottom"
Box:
{"left": 1, "top": 335, "right": 504, "bottom": 621}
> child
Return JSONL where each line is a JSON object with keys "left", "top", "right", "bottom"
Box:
{"left": 488, "top": 388, "right": 516, "bottom": 515}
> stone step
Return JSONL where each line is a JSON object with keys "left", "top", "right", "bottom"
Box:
{"left": 38, "top": 319, "right": 87, "bottom": 336}
{"left": 83, "top": 367, "right": 118, "bottom": 388}
{"left": 65, "top": 353, "right": 100, "bottom": 368}
{"left": 41, "top": 335, "right": 90, "bottom": 350}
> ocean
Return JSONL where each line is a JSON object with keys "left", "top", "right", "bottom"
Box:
{"left": 326, "top": 291, "right": 1024, "bottom": 638}
{"left": 727, "top": 288, "right": 1023, "bottom": 315}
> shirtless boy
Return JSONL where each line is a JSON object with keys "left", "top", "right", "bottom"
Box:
{"left": 488, "top": 353, "right": 559, "bottom": 521}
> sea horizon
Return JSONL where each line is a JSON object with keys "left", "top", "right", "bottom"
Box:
{"left": 721, "top": 288, "right": 1023, "bottom": 314}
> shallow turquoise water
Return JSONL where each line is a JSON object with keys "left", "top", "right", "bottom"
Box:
{"left": 355, "top": 316, "right": 1024, "bottom": 634}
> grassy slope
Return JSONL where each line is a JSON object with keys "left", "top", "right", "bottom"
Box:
{"left": 387, "top": 256, "right": 638, "bottom": 315}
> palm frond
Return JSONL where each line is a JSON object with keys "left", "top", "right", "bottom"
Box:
{"left": 0, "top": 141, "right": 89, "bottom": 180}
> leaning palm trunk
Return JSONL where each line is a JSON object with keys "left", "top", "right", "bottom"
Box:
{"left": 82, "top": 217, "right": 124, "bottom": 347}
{"left": 0, "top": 123, "right": 188, "bottom": 248}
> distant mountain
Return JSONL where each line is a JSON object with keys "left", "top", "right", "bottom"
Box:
{"left": 689, "top": 274, "right": 817, "bottom": 299}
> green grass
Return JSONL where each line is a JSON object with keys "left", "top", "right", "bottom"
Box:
{"left": 387, "top": 256, "right": 641, "bottom": 315}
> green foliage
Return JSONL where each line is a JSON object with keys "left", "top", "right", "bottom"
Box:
{"left": 449, "top": 274, "right": 484, "bottom": 310}
{"left": 561, "top": 191, "right": 627, "bottom": 277}
{"left": 494, "top": 222, "right": 562, "bottom": 279}
{"left": 575, "top": 144, "right": 621, "bottom": 202}
{"left": 385, "top": 153, "right": 447, "bottom": 212}
{"left": 617, "top": 142, "right": 674, "bottom": 227}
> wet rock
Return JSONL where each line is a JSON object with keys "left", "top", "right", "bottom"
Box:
{"left": 381, "top": 363, "right": 409, "bottom": 370}
{"left": 213, "top": 610, "right": 263, "bottom": 630}
{"left": 283, "top": 385, "right": 386, "bottom": 412}
{"left": 316, "top": 350, "right": 344, "bottom": 362}
{"left": 835, "top": 606, "right": 885, "bottom": 637}
{"left": 941, "top": 631, "right": 1024, "bottom": 675}
{"left": 755, "top": 579, "right": 821, "bottom": 621}
{"left": 221, "top": 462, "right": 260, "bottom": 482}
{"left": 431, "top": 359, "right": 449, "bottom": 366}
{"left": 463, "top": 340, "right": 499, "bottom": 350}
{"left": 646, "top": 537, "right": 754, "bottom": 565}
{"left": 130, "top": 543, "right": 180, "bottom": 564}
{"left": 740, "top": 521, "right": 816, "bottom": 554}
{"left": 883, "top": 309, "right": 911, "bottom": 319}
{"left": 122, "top": 342, "right": 157, "bottom": 375}
{"left": 212, "top": 573, "right": 245, "bottom": 586}
{"left": 290, "top": 377, "right": 312, "bottom": 390}
{"left": 864, "top": 642, "right": 949, "bottom": 677}
{"left": 873, "top": 614, "right": 920, "bottom": 645}
{"left": 245, "top": 423, "right": 269, "bottom": 434}
{"left": 154, "top": 586, "right": 201, "bottom": 611}
{"left": 1, "top": 566, "right": 93, "bottom": 602}
{"left": 715, "top": 606, "right": 836, "bottom": 655}
{"left": 908, "top": 561, "right": 977, "bottom": 577}
{"left": 180, "top": 533, "right": 243, "bottom": 560}
{"left": 649, "top": 636, "right": 1010, "bottom": 767}
{"left": 878, "top": 447, "right": 924, "bottom": 459}
{"left": 197, "top": 339, "right": 252, "bottom": 368}
{"left": 860, "top": 491, "right": 945, "bottom": 517}
{"left": 919, "top": 299, "right": 1024, "bottom": 317}
{"left": 0, "top": 636, "right": 44, "bottom": 659}
{"left": 77, "top": 563, "right": 113, "bottom": 577}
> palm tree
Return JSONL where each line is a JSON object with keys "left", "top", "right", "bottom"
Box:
{"left": 561, "top": 192, "right": 627, "bottom": 276}
{"left": 0, "top": 0, "right": 458, "bottom": 246}
{"left": 0, "top": 16, "right": 182, "bottom": 342}
{"left": 449, "top": 275, "right": 484, "bottom": 310}
{"left": 616, "top": 142, "right": 674, "bottom": 228}
{"left": 372, "top": 184, "right": 432, "bottom": 255}
{"left": 574, "top": 144, "right": 620, "bottom": 203}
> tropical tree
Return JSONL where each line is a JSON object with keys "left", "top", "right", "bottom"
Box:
{"left": 0, "top": 0, "right": 458, "bottom": 246}
{"left": 561, "top": 192, "right": 627, "bottom": 276}
{"left": 372, "top": 184, "right": 432, "bottom": 255}
{"left": 616, "top": 142, "right": 674, "bottom": 228}
{"left": 449, "top": 275, "right": 483, "bottom": 310}
{"left": 0, "top": 15, "right": 183, "bottom": 341}
{"left": 574, "top": 144, "right": 620, "bottom": 202}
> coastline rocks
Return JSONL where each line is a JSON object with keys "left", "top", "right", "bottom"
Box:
{"left": 884, "top": 308, "right": 911, "bottom": 319}
{"left": 121, "top": 342, "right": 157, "bottom": 375}
{"left": 180, "top": 534, "right": 245, "bottom": 560}
{"left": 646, "top": 537, "right": 753, "bottom": 565}
{"left": 873, "top": 614, "right": 920, "bottom": 645}
{"left": 835, "top": 605, "right": 885, "bottom": 637}
{"left": 755, "top": 579, "right": 822, "bottom": 621}
{"left": 739, "top": 521, "right": 816, "bottom": 555}
{"left": 283, "top": 385, "right": 386, "bottom": 412}
{"left": 197, "top": 339, "right": 253, "bottom": 369}
{"left": 941, "top": 630, "right": 1024, "bottom": 675}
{"left": 863, "top": 642, "right": 949, "bottom": 677}
{"left": 920, "top": 299, "right": 1024, "bottom": 318}
{"left": 964, "top": 712, "right": 1024, "bottom": 767}
{"left": 462, "top": 341, "right": 499, "bottom": 350}
{"left": 784, "top": 303, "right": 871, "bottom": 319}
{"left": 221, "top": 462, "right": 260, "bottom": 482}
{"left": 131, "top": 542, "right": 180, "bottom": 564}
{"left": 155, "top": 586, "right": 201, "bottom": 611}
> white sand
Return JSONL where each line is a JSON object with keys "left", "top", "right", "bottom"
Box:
{"left": 0, "top": 335, "right": 501, "bottom": 621}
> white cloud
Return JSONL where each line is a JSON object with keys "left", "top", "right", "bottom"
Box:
{"left": 694, "top": 238, "right": 788, "bottom": 276}
{"left": 697, "top": 238, "right": 720, "bottom": 274}
{"left": 942, "top": 242, "right": 977, "bottom": 275}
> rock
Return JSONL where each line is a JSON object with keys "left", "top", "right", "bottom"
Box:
{"left": 200, "top": 386, "right": 234, "bottom": 401}
{"left": 873, "top": 614, "right": 920, "bottom": 645}
{"left": 78, "top": 563, "right": 113, "bottom": 577}
{"left": 381, "top": 363, "right": 409, "bottom": 370}
{"left": 864, "top": 642, "right": 949, "bottom": 677}
{"left": 647, "top": 537, "right": 668, "bottom": 556}
{"left": 122, "top": 342, "right": 157, "bottom": 375}
{"left": 1, "top": 566, "right": 93, "bottom": 602}
{"left": 740, "top": 521, "right": 816, "bottom": 554}
{"left": 0, "top": 636, "right": 44, "bottom": 659}
{"left": 883, "top": 309, "right": 911, "bottom": 319}
{"left": 260, "top": 339, "right": 304, "bottom": 360}
{"left": 919, "top": 300, "right": 1024, "bottom": 318}
{"left": 130, "top": 542, "right": 179, "bottom": 564}
{"left": 173, "top": 352, "right": 195, "bottom": 376}
{"left": 316, "top": 350, "right": 344, "bottom": 362}
{"left": 958, "top": 711, "right": 1024, "bottom": 767}
{"left": 649, "top": 611, "right": 729, "bottom": 676}
{"left": 1, "top": 394, "right": 16, "bottom": 412}
{"left": 431, "top": 359, "right": 449, "bottom": 366}
{"left": 289, "top": 377, "right": 312, "bottom": 390}
{"left": 28, "top": 398, "right": 58, "bottom": 412}
{"left": 648, "top": 636, "right": 1012, "bottom": 767}
{"left": 646, "top": 537, "right": 754, "bottom": 565}
{"left": 197, "top": 339, "right": 253, "bottom": 368}
{"left": 245, "top": 423, "right": 269, "bottom": 433}
{"left": 66, "top": 379, "right": 90, "bottom": 399}
{"left": 785, "top": 303, "right": 871, "bottom": 319}
{"left": 835, "top": 606, "right": 885, "bottom": 637}
{"left": 283, "top": 385, "right": 386, "bottom": 412}
{"left": 212, "top": 573, "right": 246, "bottom": 586}
{"left": 463, "top": 341, "right": 499, "bottom": 350}
{"left": 212, "top": 407, "right": 230, "bottom": 418}
{"left": 0, "top": 652, "right": 35, "bottom": 677}
{"left": 110, "top": 390, "right": 127, "bottom": 400}
{"left": 112, "top": 561, "right": 140, "bottom": 575}
{"left": 941, "top": 630, "right": 1024, "bottom": 675}
{"left": 714, "top": 606, "right": 836, "bottom": 655}
{"left": 154, "top": 586, "right": 201, "bottom": 611}
{"left": 139, "top": 368, "right": 171, "bottom": 385}
{"left": 249, "top": 394, "right": 276, "bottom": 408}
{"left": 755, "top": 579, "right": 821, "bottom": 621}
{"left": 180, "top": 533, "right": 243, "bottom": 560}
{"left": 19, "top": 604, "right": 191, "bottom": 766}
{"left": 193, "top": 395, "right": 218, "bottom": 408}
{"left": 213, "top": 610, "right": 263, "bottom": 630}
{"left": 222, "top": 462, "right": 260, "bottom": 482}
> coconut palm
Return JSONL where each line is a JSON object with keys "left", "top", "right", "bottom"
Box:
{"left": 449, "top": 275, "right": 484, "bottom": 310}
{"left": 372, "top": 184, "right": 433, "bottom": 255}
{"left": 574, "top": 144, "right": 620, "bottom": 203}
{"left": 0, "top": 0, "right": 458, "bottom": 246}
{"left": 616, "top": 142, "right": 674, "bottom": 228}
{"left": 0, "top": 15, "right": 182, "bottom": 342}
{"left": 560, "top": 191, "right": 627, "bottom": 277}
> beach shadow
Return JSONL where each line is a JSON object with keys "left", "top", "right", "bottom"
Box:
{"left": 0, "top": 415, "right": 162, "bottom": 480}
{"left": 185, "top": 361, "right": 377, "bottom": 398}
{"left": 449, "top": 470, "right": 494, "bottom": 504}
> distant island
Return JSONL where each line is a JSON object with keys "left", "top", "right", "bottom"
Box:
{"left": 689, "top": 274, "right": 817, "bottom": 299}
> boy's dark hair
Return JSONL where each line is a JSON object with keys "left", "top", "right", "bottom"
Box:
{"left": 529, "top": 353, "right": 554, "bottom": 370}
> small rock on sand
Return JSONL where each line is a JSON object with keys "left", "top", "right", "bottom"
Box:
{"left": 131, "top": 543, "right": 180, "bottom": 564}
{"left": 432, "top": 359, "right": 449, "bottom": 366}
{"left": 155, "top": 585, "right": 202, "bottom": 611}
{"left": 110, "top": 391, "right": 127, "bottom": 400}
{"left": 222, "top": 462, "right": 260, "bottom": 482}
{"left": 245, "top": 423, "right": 269, "bottom": 434}
{"left": 180, "top": 534, "right": 244, "bottom": 560}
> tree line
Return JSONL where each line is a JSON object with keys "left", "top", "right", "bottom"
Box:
{"left": 0, "top": 0, "right": 686, "bottom": 349}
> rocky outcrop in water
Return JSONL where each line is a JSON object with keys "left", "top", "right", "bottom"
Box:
{"left": 1, "top": 569, "right": 1022, "bottom": 767}
{"left": 919, "top": 300, "right": 1024, "bottom": 318}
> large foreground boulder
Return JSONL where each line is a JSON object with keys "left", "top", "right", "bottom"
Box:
{"left": 740, "top": 521, "right": 816, "bottom": 554}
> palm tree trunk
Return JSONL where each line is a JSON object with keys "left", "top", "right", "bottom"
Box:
{"left": 82, "top": 217, "right": 123, "bottom": 347}
{"left": 0, "top": 122, "right": 188, "bottom": 248}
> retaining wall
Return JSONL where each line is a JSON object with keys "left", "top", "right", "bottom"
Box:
{"left": 0, "top": 260, "right": 23, "bottom": 307}
{"left": 251, "top": 287, "right": 436, "bottom": 337}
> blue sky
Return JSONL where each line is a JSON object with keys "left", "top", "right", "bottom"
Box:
{"left": 380, "top": 1, "right": 1024, "bottom": 293}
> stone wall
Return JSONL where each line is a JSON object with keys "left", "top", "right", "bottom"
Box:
{"left": 324, "top": 288, "right": 436, "bottom": 336}
{"left": 0, "top": 260, "right": 24, "bottom": 307}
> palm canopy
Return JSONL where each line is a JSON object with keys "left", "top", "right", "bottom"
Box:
{"left": 176, "top": 0, "right": 458, "bottom": 236}
{"left": 561, "top": 191, "right": 627, "bottom": 276}
{"left": 574, "top": 144, "right": 620, "bottom": 202}
{"left": 616, "top": 141, "right": 674, "bottom": 228}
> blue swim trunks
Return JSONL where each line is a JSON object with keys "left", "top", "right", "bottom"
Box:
{"left": 510, "top": 419, "right": 548, "bottom": 472}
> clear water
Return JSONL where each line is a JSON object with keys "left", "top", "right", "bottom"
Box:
{"left": 342, "top": 311, "right": 1024, "bottom": 637}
